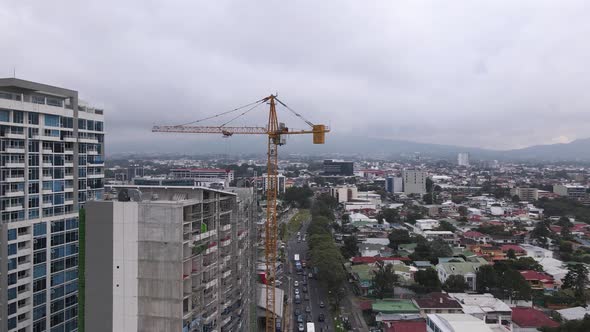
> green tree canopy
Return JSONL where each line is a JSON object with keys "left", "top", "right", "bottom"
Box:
{"left": 562, "top": 264, "right": 590, "bottom": 299}
{"left": 341, "top": 235, "right": 359, "bottom": 259}
{"left": 387, "top": 229, "right": 412, "bottom": 250}
{"left": 443, "top": 275, "right": 468, "bottom": 292}
{"left": 372, "top": 263, "right": 399, "bottom": 299}
{"left": 414, "top": 268, "right": 441, "bottom": 292}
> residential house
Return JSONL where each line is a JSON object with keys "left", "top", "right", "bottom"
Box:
{"left": 384, "top": 321, "right": 427, "bottom": 332}
{"left": 511, "top": 307, "right": 559, "bottom": 332}
{"left": 519, "top": 271, "right": 556, "bottom": 292}
{"left": 556, "top": 306, "right": 590, "bottom": 321}
{"left": 462, "top": 231, "right": 491, "bottom": 244}
{"left": 424, "top": 231, "right": 457, "bottom": 244}
{"left": 448, "top": 293, "right": 512, "bottom": 326}
{"left": 413, "top": 293, "right": 463, "bottom": 317}
{"left": 436, "top": 262, "right": 484, "bottom": 291}
{"left": 372, "top": 300, "right": 420, "bottom": 316}
{"left": 426, "top": 314, "right": 509, "bottom": 332}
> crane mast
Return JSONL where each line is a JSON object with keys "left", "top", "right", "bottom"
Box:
{"left": 152, "top": 95, "right": 329, "bottom": 332}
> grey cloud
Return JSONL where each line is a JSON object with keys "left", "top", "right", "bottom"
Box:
{"left": 1, "top": 0, "right": 590, "bottom": 152}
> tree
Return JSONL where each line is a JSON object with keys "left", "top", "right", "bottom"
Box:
{"left": 499, "top": 268, "right": 532, "bottom": 300}
{"left": 539, "top": 315, "right": 590, "bottom": 332}
{"left": 458, "top": 206, "right": 468, "bottom": 217}
{"left": 557, "top": 216, "right": 574, "bottom": 227}
{"left": 429, "top": 239, "right": 453, "bottom": 259}
{"left": 506, "top": 249, "right": 517, "bottom": 260}
{"left": 443, "top": 275, "right": 468, "bottom": 292}
{"left": 512, "top": 195, "right": 520, "bottom": 203}
{"left": 476, "top": 265, "right": 499, "bottom": 292}
{"left": 388, "top": 229, "right": 412, "bottom": 250}
{"left": 283, "top": 186, "right": 313, "bottom": 208}
{"left": 561, "top": 224, "right": 572, "bottom": 240}
{"left": 341, "top": 235, "right": 359, "bottom": 259}
{"left": 379, "top": 208, "right": 400, "bottom": 224}
{"left": 372, "top": 263, "right": 399, "bottom": 299}
{"left": 414, "top": 268, "right": 441, "bottom": 292}
{"left": 436, "top": 220, "right": 457, "bottom": 232}
{"left": 423, "top": 193, "right": 434, "bottom": 205}
{"left": 531, "top": 221, "right": 552, "bottom": 248}
{"left": 562, "top": 264, "right": 590, "bottom": 299}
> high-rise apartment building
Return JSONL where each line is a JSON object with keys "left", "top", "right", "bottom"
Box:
{"left": 402, "top": 169, "right": 427, "bottom": 195}
{"left": 84, "top": 185, "right": 256, "bottom": 332}
{"left": 510, "top": 187, "right": 539, "bottom": 202}
{"left": 457, "top": 152, "right": 470, "bottom": 167}
{"left": 261, "top": 174, "right": 286, "bottom": 194}
{"left": 385, "top": 176, "right": 403, "bottom": 193}
{"left": 0, "top": 78, "right": 104, "bottom": 332}
{"left": 553, "top": 184, "right": 587, "bottom": 200}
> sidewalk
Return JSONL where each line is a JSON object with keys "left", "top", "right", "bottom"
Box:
{"left": 340, "top": 283, "right": 369, "bottom": 331}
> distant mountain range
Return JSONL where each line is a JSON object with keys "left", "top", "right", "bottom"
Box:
{"left": 108, "top": 134, "right": 590, "bottom": 162}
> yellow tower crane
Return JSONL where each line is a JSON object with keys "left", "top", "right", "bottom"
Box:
{"left": 152, "top": 95, "right": 329, "bottom": 331}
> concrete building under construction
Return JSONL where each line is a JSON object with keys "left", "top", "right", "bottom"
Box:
{"left": 83, "top": 185, "right": 257, "bottom": 332}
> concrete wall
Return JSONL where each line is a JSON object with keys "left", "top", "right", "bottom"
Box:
{"left": 85, "top": 201, "right": 115, "bottom": 332}
{"left": 137, "top": 203, "right": 184, "bottom": 332}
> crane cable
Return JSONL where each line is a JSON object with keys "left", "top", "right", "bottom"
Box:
{"left": 275, "top": 97, "right": 315, "bottom": 128}
{"left": 219, "top": 99, "right": 267, "bottom": 128}
{"left": 174, "top": 97, "right": 268, "bottom": 127}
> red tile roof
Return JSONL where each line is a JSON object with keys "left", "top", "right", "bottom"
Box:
{"left": 520, "top": 270, "right": 555, "bottom": 282}
{"left": 385, "top": 321, "right": 427, "bottom": 332}
{"left": 511, "top": 307, "right": 559, "bottom": 328}
{"left": 501, "top": 244, "right": 525, "bottom": 253}
{"left": 463, "top": 231, "right": 485, "bottom": 238}
{"left": 351, "top": 256, "right": 411, "bottom": 264}
{"left": 413, "top": 292, "right": 462, "bottom": 309}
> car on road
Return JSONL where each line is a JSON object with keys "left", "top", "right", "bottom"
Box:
{"left": 298, "top": 322, "right": 305, "bottom": 331}
{"left": 295, "top": 308, "right": 301, "bottom": 316}
{"left": 305, "top": 306, "right": 311, "bottom": 313}
{"left": 319, "top": 301, "right": 325, "bottom": 308}
{"left": 304, "top": 294, "right": 310, "bottom": 301}
{"left": 318, "top": 313, "right": 325, "bottom": 322}
{"left": 303, "top": 286, "right": 308, "bottom": 293}
{"left": 297, "top": 315, "right": 303, "bottom": 323}
{"left": 294, "top": 288, "right": 300, "bottom": 295}
{"left": 302, "top": 278, "right": 307, "bottom": 286}
{"left": 308, "top": 272, "right": 313, "bottom": 278}
{"left": 294, "top": 281, "right": 299, "bottom": 287}
{"left": 295, "top": 295, "right": 301, "bottom": 304}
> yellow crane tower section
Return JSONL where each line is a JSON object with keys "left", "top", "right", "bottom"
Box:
{"left": 152, "top": 95, "right": 329, "bottom": 332}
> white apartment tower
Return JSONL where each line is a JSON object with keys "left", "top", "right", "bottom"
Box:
{"left": 457, "top": 152, "right": 470, "bottom": 167}
{"left": 402, "top": 169, "right": 427, "bottom": 195}
{"left": 0, "top": 78, "right": 104, "bottom": 332}
{"left": 84, "top": 186, "right": 256, "bottom": 332}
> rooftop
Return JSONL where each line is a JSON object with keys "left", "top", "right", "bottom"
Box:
{"left": 372, "top": 300, "right": 420, "bottom": 314}
{"left": 427, "top": 314, "right": 505, "bottom": 332}
{"left": 384, "top": 320, "right": 426, "bottom": 332}
{"left": 511, "top": 307, "right": 559, "bottom": 328}
{"left": 413, "top": 293, "right": 462, "bottom": 310}
{"left": 448, "top": 293, "right": 511, "bottom": 314}
{"left": 437, "top": 262, "right": 483, "bottom": 275}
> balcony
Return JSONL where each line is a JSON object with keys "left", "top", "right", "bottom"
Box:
{"left": 42, "top": 148, "right": 53, "bottom": 154}
{"left": 4, "top": 132, "right": 26, "bottom": 139}
{"left": 5, "top": 147, "right": 25, "bottom": 153}
{"left": 220, "top": 224, "right": 231, "bottom": 232}
{"left": 42, "top": 162, "right": 53, "bottom": 167}
{"left": 64, "top": 174, "right": 74, "bottom": 180}
{"left": 42, "top": 175, "right": 53, "bottom": 181}
{"left": 5, "top": 176, "right": 25, "bottom": 183}
{"left": 79, "top": 137, "right": 99, "bottom": 144}
{"left": 221, "top": 238, "right": 231, "bottom": 247}
{"left": 5, "top": 190, "right": 24, "bottom": 197}
{"left": 222, "top": 270, "right": 231, "bottom": 279}
{"left": 64, "top": 149, "right": 74, "bottom": 154}
{"left": 87, "top": 173, "right": 104, "bottom": 179}
{"left": 64, "top": 137, "right": 76, "bottom": 143}
{"left": 42, "top": 189, "right": 53, "bottom": 194}
{"left": 205, "top": 243, "right": 218, "bottom": 255}
{"left": 64, "top": 162, "right": 74, "bottom": 167}
{"left": 5, "top": 162, "right": 25, "bottom": 168}
{"left": 204, "top": 279, "right": 218, "bottom": 290}
{"left": 5, "top": 204, "right": 24, "bottom": 212}
{"left": 41, "top": 135, "right": 61, "bottom": 142}
{"left": 194, "top": 229, "right": 216, "bottom": 242}
{"left": 87, "top": 149, "right": 98, "bottom": 155}
{"left": 42, "top": 202, "right": 53, "bottom": 208}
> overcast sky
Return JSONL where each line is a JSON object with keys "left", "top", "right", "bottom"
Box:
{"left": 2, "top": 1, "right": 590, "bottom": 151}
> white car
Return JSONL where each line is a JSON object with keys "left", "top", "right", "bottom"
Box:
{"left": 294, "top": 281, "right": 299, "bottom": 287}
{"left": 294, "top": 288, "right": 300, "bottom": 295}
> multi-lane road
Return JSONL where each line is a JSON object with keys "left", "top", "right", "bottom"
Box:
{"left": 282, "top": 218, "right": 333, "bottom": 332}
